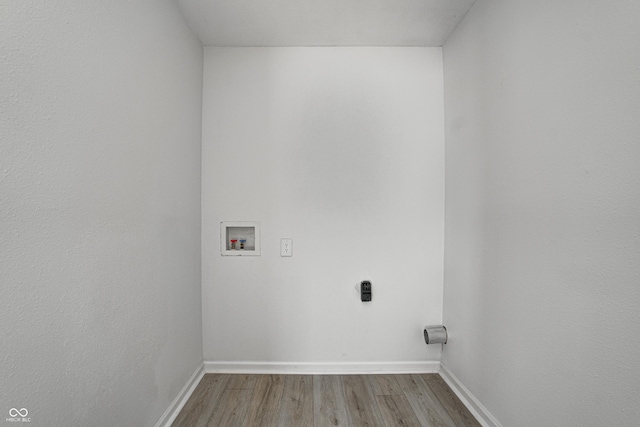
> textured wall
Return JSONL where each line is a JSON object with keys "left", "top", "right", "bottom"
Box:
{"left": 442, "top": 0, "right": 640, "bottom": 425}
{"left": 0, "top": 1, "right": 203, "bottom": 426}
{"left": 202, "top": 47, "right": 445, "bottom": 367}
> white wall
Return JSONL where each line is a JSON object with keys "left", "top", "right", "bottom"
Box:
{"left": 0, "top": 1, "right": 203, "bottom": 426}
{"left": 202, "top": 47, "right": 444, "bottom": 368}
{"left": 443, "top": 1, "right": 640, "bottom": 426}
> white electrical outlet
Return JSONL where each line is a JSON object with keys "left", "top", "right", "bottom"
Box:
{"left": 280, "top": 238, "right": 293, "bottom": 257}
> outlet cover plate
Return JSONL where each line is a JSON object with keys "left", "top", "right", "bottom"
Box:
{"left": 280, "top": 238, "right": 293, "bottom": 257}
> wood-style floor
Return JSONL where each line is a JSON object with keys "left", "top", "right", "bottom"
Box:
{"left": 172, "top": 373, "right": 481, "bottom": 427}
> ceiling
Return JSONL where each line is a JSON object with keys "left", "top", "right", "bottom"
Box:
{"left": 177, "top": 0, "right": 477, "bottom": 47}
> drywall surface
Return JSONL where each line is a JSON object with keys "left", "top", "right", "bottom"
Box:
{"left": 442, "top": 0, "right": 640, "bottom": 425}
{"left": 202, "top": 48, "right": 445, "bottom": 366}
{"left": 0, "top": 1, "right": 203, "bottom": 426}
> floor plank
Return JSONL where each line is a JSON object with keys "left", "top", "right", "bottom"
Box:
{"left": 376, "top": 394, "right": 422, "bottom": 427}
{"left": 171, "top": 374, "right": 229, "bottom": 427}
{"left": 277, "top": 375, "right": 314, "bottom": 426}
{"left": 368, "top": 374, "right": 404, "bottom": 396}
{"left": 245, "top": 374, "right": 285, "bottom": 427}
{"left": 343, "top": 375, "right": 386, "bottom": 427}
{"left": 174, "top": 373, "right": 481, "bottom": 427}
{"left": 313, "top": 375, "right": 349, "bottom": 427}
{"left": 422, "top": 374, "right": 481, "bottom": 427}
{"left": 207, "top": 387, "right": 253, "bottom": 427}
{"left": 226, "top": 374, "right": 257, "bottom": 390}
{"left": 206, "top": 375, "right": 256, "bottom": 427}
{"left": 395, "top": 374, "right": 457, "bottom": 427}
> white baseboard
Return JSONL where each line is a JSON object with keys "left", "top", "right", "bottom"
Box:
{"left": 204, "top": 360, "right": 440, "bottom": 375}
{"left": 155, "top": 363, "right": 205, "bottom": 427}
{"left": 439, "top": 363, "right": 502, "bottom": 427}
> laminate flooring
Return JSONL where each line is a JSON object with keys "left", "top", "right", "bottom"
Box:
{"left": 172, "top": 374, "right": 481, "bottom": 427}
